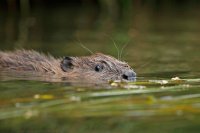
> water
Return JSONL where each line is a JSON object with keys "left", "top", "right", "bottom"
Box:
{"left": 0, "top": 4, "right": 200, "bottom": 133}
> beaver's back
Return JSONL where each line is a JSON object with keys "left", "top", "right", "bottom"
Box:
{"left": 0, "top": 49, "right": 136, "bottom": 82}
{"left": 0, "top": 50, "right": 62, "bottom": 74}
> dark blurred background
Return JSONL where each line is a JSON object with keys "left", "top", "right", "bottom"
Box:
{"left": 0, "top": 0, "right": 200, "bottom": 75}
{"left": 1, "top": 0, "right": 199, "bottom": 50}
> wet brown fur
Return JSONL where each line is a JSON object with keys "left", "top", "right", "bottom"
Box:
{"left": 0, "top": 50, "right": 135, "bottom": 82}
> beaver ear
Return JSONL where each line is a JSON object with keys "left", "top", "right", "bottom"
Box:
{"left": 61, "top": 56, "right": 73, "bottom": 72}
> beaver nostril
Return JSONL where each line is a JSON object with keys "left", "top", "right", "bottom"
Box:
{"left": 122, "top": 74, "right": 129, "bottom": 80}
{"left": 122, "top": 70, "right": 136, "bottom": 81}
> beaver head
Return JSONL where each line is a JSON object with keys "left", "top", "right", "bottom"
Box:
{"left": 60, "top": 53, "right": 136, "bottom": 82}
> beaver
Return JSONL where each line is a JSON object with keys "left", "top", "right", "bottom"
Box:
{"left": 0, "top": 50, "right": 136, "bottom": 82}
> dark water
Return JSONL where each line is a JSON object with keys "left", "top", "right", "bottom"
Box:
{"left": 0, "top": 4, "right": 200, "bottom": 133}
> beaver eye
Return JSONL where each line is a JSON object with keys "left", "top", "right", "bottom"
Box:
{"left": 95, "top": 64, "right": 103, "bottom": 72}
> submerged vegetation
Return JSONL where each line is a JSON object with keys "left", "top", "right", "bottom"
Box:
{"left": 0, "top": 77, "right": 200, "bottom": 132}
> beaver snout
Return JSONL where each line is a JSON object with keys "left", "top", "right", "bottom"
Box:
{"left": 122, "top": 70, "right": 136, "bottom": 81}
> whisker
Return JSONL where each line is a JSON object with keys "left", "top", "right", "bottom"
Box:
{"left": 103, "top": 34, "right": 120, "bottom": 60}
{"left": 75, "top": 39, "right": 94, "bottom": 54}
{"left": 136, "top": 57, "right": 155, "bottom": 70}
{"left": 110, "top": 38, "right": 120, "bottom": 60}
{"left": 120, "top": 39, "right": 130, "bottom": 60}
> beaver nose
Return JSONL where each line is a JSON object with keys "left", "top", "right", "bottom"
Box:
{"left": 122, "top": 70, "right": 136, "bottom": 81}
